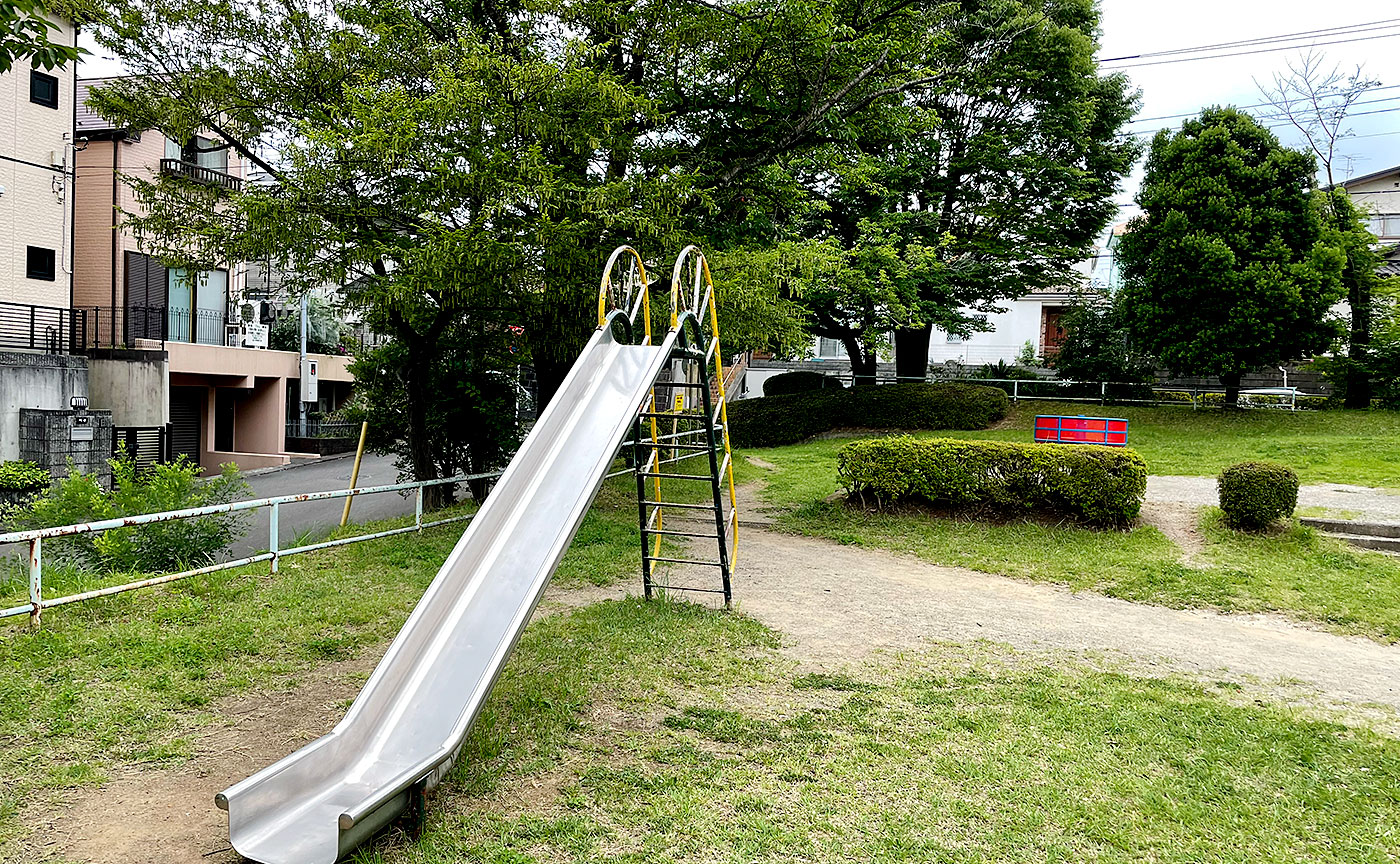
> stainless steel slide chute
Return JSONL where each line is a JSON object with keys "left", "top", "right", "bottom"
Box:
{"left": 217, "top": 322, "right": 678, "bottom": 864}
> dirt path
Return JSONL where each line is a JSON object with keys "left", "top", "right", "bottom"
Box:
{"left": 696, "top": 528, "right": 1400, "bottom": 723}
{"left": 1149, "top": 474, "right": 1400, "bottom": 521}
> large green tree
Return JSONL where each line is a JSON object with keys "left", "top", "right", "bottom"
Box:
{"left": 81, "top": 0, "right": 1014, "bottom": 498}
{"left": 876, "top": 0, "right": 1139, "bottom": 382}
{"left": 1117, "top": 108, "right": 1347, "bottom": 406}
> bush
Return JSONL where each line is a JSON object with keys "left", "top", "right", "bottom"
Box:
{"left": 0, "top": 460, "right": 49, "bottom": 492}
{"left": 6, "top": 456, "right": 249, "bottom": 572}
{"left": 727, "top": 383, "right": 1008, "bottom": 448}
{"left": 837, "top": 436, "right": 1147, "bottom": 527}
{"left": 1217, "top": 461, "right": 1298, "bottom": 531}
{"left": 763, "top": 370, "right": 845, "bottom": 396}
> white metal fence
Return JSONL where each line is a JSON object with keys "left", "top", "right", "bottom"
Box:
{"left": 0, "top": 472, "right": 502, "bottom": 628}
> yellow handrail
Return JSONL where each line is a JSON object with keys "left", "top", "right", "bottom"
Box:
{"left": 670, "top": 246, "right": 739, "bottom": 569}
{"left": 597, "top": 246, "right": 664, "bottom": 558}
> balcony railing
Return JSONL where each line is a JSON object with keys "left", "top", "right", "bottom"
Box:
{"left": 0, "top": 301, "right": 88, "bottom": 354}
{"left": 164, "top": 307, "right": 228, "bottom": 345}
{"left": 159, "top": 158, "right": 243, "bottom": 192}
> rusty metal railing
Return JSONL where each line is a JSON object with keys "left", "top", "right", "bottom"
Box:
{"left": 0, "top": 472, "right": 501, "bottom": 628}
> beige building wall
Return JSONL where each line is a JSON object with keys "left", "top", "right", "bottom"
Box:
{"left": 0, "top": 14, "right": 77, "bottom": 309}
{"left": 1344, "top": 168, "right": 1400, "bottom": 241}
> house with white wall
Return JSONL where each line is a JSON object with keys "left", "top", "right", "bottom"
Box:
{"left": 1342, "top": 164, "right": 1400, "bottom": 242}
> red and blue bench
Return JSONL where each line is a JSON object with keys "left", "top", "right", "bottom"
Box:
{"left": 1033, "top": 415, "right": 1128, "bottom": 447}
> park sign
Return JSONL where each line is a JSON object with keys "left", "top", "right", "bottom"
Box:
{"left": 1034, "top": 415, "right": 1128, "bottom": 447}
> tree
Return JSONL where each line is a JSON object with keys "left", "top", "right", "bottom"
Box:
{"left": 879, "top": 0, "right": 1139, "bottom": 382}
{"left": 82, "top": 0, "right": 1018, "bottom": 502}
{"left": 1, "top": 0, "right": 82, "bottom": 73}
{"left": 1116, "top": 108, "right": 1347, "bottom": 406}
{"left": 1258, "top": 52, "right": 1384, "bottom": 407}
{"left": 1053, "top": 290, "right": 1153, "bottom": 384}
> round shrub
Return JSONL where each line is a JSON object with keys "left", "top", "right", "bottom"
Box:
{"left": 1217, "top": 461, "right": 1299, "bottom": 531}
{"left": 763, "top": 370, "right": 844, "bottom": 397}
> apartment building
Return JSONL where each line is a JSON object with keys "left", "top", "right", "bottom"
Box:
{"left": 0, "top": 13, "right": 77, "bottom": 313}
{"left": 73, "top": 77, "right": 353, "bottom": 472}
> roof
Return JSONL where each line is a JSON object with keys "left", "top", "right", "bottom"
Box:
{"left": 76, "top": 76, "right": 130, "bottom": 134}
{"left": 1340, "top": 163, "right": 1400, "bottom": 189}
{"left": 1380, "top": 244, "right": 1400, "bottom": 278}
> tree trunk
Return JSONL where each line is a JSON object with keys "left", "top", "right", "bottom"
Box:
{"left": 404, "top": 335, "right": 453, "bottom": 510}
{"left": 894, "top": 324, "right": 932, "bottom": 383}
{"left": 845, "top": 336, "right": 878, "bottom": 386}
{"left": 1345, "top": 266, "right": 1373, "bottom": 409}
{"left": 1221, "top": 371, "right": 1242, "bottom": 409}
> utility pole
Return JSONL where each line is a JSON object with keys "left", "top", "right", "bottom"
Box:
{"left": 299, "top": 293, "right": 309, "bottom": 437}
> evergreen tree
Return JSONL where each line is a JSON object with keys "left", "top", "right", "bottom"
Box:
{"left": 1117, "top": 108, "right": 1347, "bottom": 406}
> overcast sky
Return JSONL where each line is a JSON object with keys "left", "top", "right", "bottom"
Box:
{"left": 80, "top": 2, "right": 1400, "bottom": 213}
{"left": 1101, "top": 1, "right": 1400, "bottom": 213}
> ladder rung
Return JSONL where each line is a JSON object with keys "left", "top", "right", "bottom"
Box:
{"left": 646, "top": 556, "right": 725, "bottom": 567}
{"left": 659, "top": 382, "right": 708, "bottom": 389}
{"left": 650, "top": 443, "right": 712, "bottom": 452}
{"left": 648, "top": 585, "right": 729, "bottom": 595}
{"left": 638, "top": 472, "right": 712, "bottom": 480}
{"left": 637, "top": 411, "right": 710, "bottom": 420}
{"left": 643, "top": 528, "right": 720, "bottom": 538}
{"left": 642, "top": 501, "right": 719, "bottom": 510}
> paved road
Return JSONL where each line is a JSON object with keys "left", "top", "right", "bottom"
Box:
{"left": 1148, "top": 475, "right": 1400, "bottom": 522}
{"left": 229, "top": 452, "right": 447, "bottom": 556}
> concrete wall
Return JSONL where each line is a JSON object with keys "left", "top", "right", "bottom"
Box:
{"left": 88, "top": 351, "right": 169, "bottom": 426}
{"left": 19, "top": 407, "right": 113, "bottom": 484}
{"left": 0, "top": 13, "right": 77, "bottom": 308}
{"left": 0, "top": 351, "right": 87, "bottom": 461}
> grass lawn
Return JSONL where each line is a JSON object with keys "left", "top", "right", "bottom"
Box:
{"left": 738, "top": 442, "right": 1400, "bottom": 643}
{"left": 0, "top": 495, "right": 644, "bottom": 849}
{"left": 756, "top": 400, "right": 1400, "bottom": 486}
{"left": 362, "top": 602, "right": 1400, "bottom": 864}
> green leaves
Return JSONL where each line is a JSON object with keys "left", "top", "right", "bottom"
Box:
{"left": 0, "top": 0, "right": 82, "bottom": 73}
{"left": 1118, "top": 108, "right": 1347, "bottom": 390}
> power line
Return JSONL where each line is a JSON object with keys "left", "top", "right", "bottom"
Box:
{"left": 1098, "top": 18, "right": 1400, "bottom": 63}
{"left": 1118, "top": 104, "right": 1400, "bottom": 137}
{"left": 1127, "top": 86, "right": 1400, "bottom": 125}
{"left": 1101, "top": 29, "right": 1400, "bottom": 69}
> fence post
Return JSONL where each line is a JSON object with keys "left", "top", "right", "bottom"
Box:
{"left": 28, "top": 538, "right": 42, "bottom": 629}
{"left": 270, "top": 502, "right": 280, "bottom": 574}
{"left": 415, "top": 485, "right": 424, "bottom": 533}
{"left": 1012, "top": 380, "right": 1019, "bottom": 402}
{"left": 1100, "top": 381, "right": 1106, "bottom": 405}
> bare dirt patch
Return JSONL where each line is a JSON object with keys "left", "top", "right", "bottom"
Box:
{"left": 1139, "top": 500, "right": 1208, "bottom": 567}
{"left": 30, "top": 652, "right": 379, "bottom": 864}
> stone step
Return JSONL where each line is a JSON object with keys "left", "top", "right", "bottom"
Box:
{"left": 1300, "top": 517, "right": 1400, "bottom": 539}
{"left": 1317, "top": 532, "right": 1400, "bottom": 554}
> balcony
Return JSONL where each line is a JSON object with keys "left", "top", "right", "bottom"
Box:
{"left": 159, "top": 158, "right": 243, "bottom": 192}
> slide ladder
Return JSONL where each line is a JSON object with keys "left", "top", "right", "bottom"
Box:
{"left": 609, "top": 246, "right": 738, "bottom": 605}
{"left": 217, "top": 246, "right": 738, "bottom": 863}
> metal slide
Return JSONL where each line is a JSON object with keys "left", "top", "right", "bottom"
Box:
{"left": 216, "top": 322, "right": 680, "bottom": 864}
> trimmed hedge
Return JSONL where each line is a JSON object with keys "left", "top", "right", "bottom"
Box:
{"left": 763, "top": 370, "right": 845, "bottom": 396}
{"left": 838, "top": 436, "right": 1147, "bottom": 527}
{"left": 1217, "top": 461, "right": 1298, "bottom": 531}
{"left": 727, "top": 383, "right": 1008, "bottom": 448}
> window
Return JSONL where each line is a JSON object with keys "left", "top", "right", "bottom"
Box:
{"left": 26, "top": 247, "right": 56, "bottom": 281}
{"left": 946, "top": 332, "right": 964, "bottom": 343}
{"left": 817, "top": 337, "right": 847, "bottom": 359}
{"left": 29, "top": 70, "right": 58, "bottom": 109}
